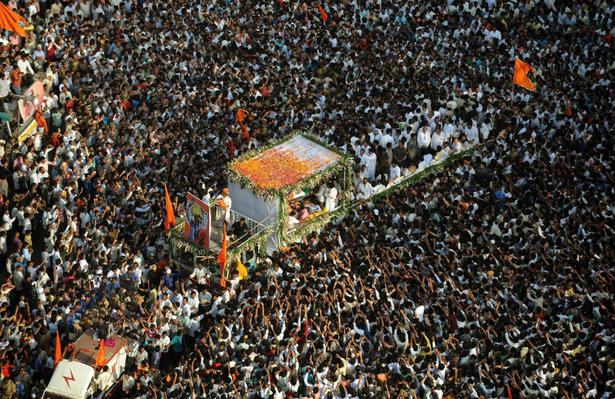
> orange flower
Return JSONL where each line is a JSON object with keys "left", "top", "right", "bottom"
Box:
{"left": 233, "top": 139, "right": 341, "bottom": 189}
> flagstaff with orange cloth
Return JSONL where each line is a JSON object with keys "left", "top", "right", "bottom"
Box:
{"left": 0, "top": 2, "right": 27, "bottom": 37}
{"left": 318, "top": 3, "right": 328, "bottom": 23}
{"left": 512, "top": 58, "right": 535, "bottom": 92}
{"left": 55, "top": 331, "right": 61, "bottom": 367}
{"left": 164, "top": 184, "right": 176, "bottom": 232}
{"left": 217, "top": 229, "right": 227, "bottom": 287}
{"left": 565, "top": 96, "right": 572, "bottom": 116}
{"left": 95, "top": 340, "right": 106, "bottom": 368}
{"left": 236, "top": 109, "right": 250, "bottom": 139}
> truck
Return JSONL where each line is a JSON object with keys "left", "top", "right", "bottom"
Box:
{"left": 43, "top": 330, "right": 127, "bottom": 399}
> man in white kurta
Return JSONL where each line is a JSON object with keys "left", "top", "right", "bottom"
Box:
{"left": 366, "top": 148, "right": 377, "bottom": 181}
{"left": 417, "top": 126, "right": 432, "bottom": 152}
{"left": 355, "top": 178, "right": 373, "bottom": 200}
{"left": 216, "top": 188, "right": 232, "bottom": 225}
{"left": 325, "top": 185, "right": 338, "bottom": 211}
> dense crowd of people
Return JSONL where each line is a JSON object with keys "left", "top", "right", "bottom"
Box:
{"left": 0, "top": 0, "right": 614, "bottom": 398}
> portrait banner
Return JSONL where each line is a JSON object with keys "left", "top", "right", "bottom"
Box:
{"left": 184, "top": 193, "right": 210, "bottom": 249}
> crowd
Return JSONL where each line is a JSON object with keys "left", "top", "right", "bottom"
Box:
{"left": 0, "top": 0, "right": 614, "bottom": 398}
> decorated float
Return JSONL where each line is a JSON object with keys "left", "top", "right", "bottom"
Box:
{"left": 168, "top": 133, "right": 353, "bottom": 276}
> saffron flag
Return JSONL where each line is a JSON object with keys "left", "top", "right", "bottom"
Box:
{"left": 565, "top": 96, "right": 572, "bottom": 116}
{"left": 95, "top": 340, "right": 106, "bottom": 368}
{"left": 217, "top": 229, "right": 227, "bottom": 287}
{"left": 236, "top": 109, "right": 250, "bottom": 139}
{"left": 54, "top": 331, "right": 61, "bottom": 367}
{"left": 239, "top": 122, "right": 249, "bottom": 139}
{"left": 236, "top": 109, "right": 248, "bottom": 123}
{"left": 0, "top": 2, "right": 26, "bottom": 37}
{"left": 512, "top": 58, "right": 535, "bottom": 92}
{"left": 164, "top": 184, "right": 176, "bottom": 232}
{"left": 318, "top": 3, "right": 328, "bottom": 23}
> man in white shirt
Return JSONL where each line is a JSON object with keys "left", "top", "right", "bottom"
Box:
{"left": 190, "top": 263, "right": 208, "bottom": 286}
{"left": 16, "top": 54, "right": 34, "bottom": 76}
{"left": 430, "top": 128, "right": 444, "bottom": 152}
{"left": 355, "top": 177, "right": 373, "bottom": 200}
{"left": 122, "top": 372, "right": 136, "bottom": 395}
{"left": 389, "top": 161, "right": 401, "bottom": 185}
{"left": 324, "top": 183, "right": 338, "bottom": 211}
{"left": 366, "top": 148, "right": 377, "bottom": 182}
{"left": 96, "top": 365, "right": 113, "bottom": 392}
{"left": 417, "top": 126, "right": 432, "bottom": 158}
{"left": 466, "top": 116, "right": 480, "bottom": 145}
{"left": 215, "top": 188, "right": 232, "bottom": 226}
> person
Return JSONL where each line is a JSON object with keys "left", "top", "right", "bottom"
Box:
{"left": 393, "top": 139, "right": 408, "bottom": 176}
{"left": 169, "top": 331, "right": 184, "bottom": 367}
{"left": 122, "top": 372, "right": 136, "bottom": 396}
{"left": 288, "top": 211, "right": 300, "bottom": 229}
{"left": 95, "top": 365, "right": 112, "bottom": 393}
{"left": 366, "top": 147, "right": 377, "bottom": 182}
{"left": 189, "top": 263, "right": 207, "bottom": 287}
{"left": 230, "top": 217, "right": 249, "bottom": 243}
{"left": 235, "top": 260, "right": 247, "bottom": 280}
{"left": 388, "top": 161, "right": 401, "bottom": 185}
{"left": 215, "top": 188, "right": 232, "bottom": 227}
{"left": 0, "top": 0, "right": 613, "bottom": 398}
{"left": 355, "top": 177, "right": 373, "bottom": 200}
{"left": 417, "top": 125, "right": 432, "bottom": 158}
{"left": 324, "top": 182, "right": 338, "bottom": 211}
{"left": 9, "top": 64, "right": 21, "bottom": 95}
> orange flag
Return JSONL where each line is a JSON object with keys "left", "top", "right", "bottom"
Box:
{"left": 164, "top": 184, "right": 176, "bottom": 232}
{"left": 318, "top": 3, "right": 328, "bottom": 23}
{"left": 95, "top": 340, "right": 106, "bottom": 368}
{"left": 565, "top": 96, "right": 572, "bottom": 116}
{"left": 0, "top": 2, "right": 26, "bottom": 37}
{"left": 239, "top": 122, "right": 249, "bottom": 139}
{"left": 54, "top": 331, "right": 61, "bottom": 367}
{"left": 236, "top": 109, "right": 248, "bottom": 123}
{"left": 236, "top": 109, "right": 250, "bottom": 139}
{"left": 512, "top": 58, "right": 535, "bottom": 92}
{"left": 217, "top": 229, "right": 227, "bottom": 287}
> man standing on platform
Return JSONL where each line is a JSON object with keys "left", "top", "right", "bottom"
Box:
{"left": 216, "top": 188, "right": 232, "bottom": 226}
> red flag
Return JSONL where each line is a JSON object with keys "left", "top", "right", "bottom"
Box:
{"left": 318, "top": 3, "right": 328, "bottom": 23}
{"left": 164, "top": 184, "right": 176, "bottom": 232}
{"left": 565, "top": 96, "right": 572, "bottom": 116}
{"left": 54, "top": 331, "right": 61, "bottom": 367}
{"left": 512, "top": 58, "right": 535, "bottom": 92}
{"left": 217, "top": 229, "right": 227, "bottom": 287}
{"left": 0, "top": 2, "right": 27, "bottom": 37}
{"left": 95, "top": 340, "right": 106, "bottom": 368}
{"left": 507, "top": 385, "right": 513, "bottom": 399}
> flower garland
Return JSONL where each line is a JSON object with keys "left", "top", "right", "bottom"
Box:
{"left": 227, "top": 132, "right": 351, "bottom": 199}
{"left": 282, "top": 205, "right": 349, "bottom": 244}
{"left": 370, "top": 147, "right": 477, "bottom": 201}
{"left": 227, "top": 227, "right": 272, "bottom": 262}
